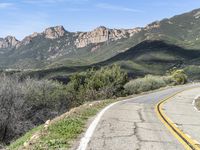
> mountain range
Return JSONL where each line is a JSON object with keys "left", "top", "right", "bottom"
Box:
{"left": 1, "top": 8, "right": 200, "bottom": 79}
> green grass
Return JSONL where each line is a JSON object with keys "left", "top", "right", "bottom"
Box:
{"left": 8, "top": 125, "right": 44, "bottom": 150}
{"left": 8, "top": 99, "right": 116, "bottom": 150}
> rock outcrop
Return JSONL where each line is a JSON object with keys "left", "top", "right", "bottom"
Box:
{"left": 75, "top": 26, "right": 142, "bottom": 48}
{"left": 145, "top": 21, "right": 160, "bottom": 30}
{"left": 0, "top": 36, "right": 19, "bottom": 49}
{"left": 19, "top": 32, "right": 42, "bottom": 46}
{"left": 0, "top": 25, "right": 142, "bottom": 50}
{"left": 43, "top": 26, "right": 66, "bottom": 39}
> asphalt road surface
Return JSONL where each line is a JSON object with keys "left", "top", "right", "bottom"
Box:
{"left": 74, "top": 84, "right": 200, "bottom": 150}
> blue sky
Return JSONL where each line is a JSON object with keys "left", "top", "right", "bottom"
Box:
{"left": 0, "top": 0, "right": 200, "bottom": 40}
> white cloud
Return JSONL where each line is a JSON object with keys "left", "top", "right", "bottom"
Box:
{"left": 96, "top": 3, "right": 142, "bottom": 12}
{"left": 0, "top": 3, "right": 13, "bottom": 9}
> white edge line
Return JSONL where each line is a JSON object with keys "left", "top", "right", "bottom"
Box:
{"left": 77, "top": 95, "right": 145, "bottom": 150}
{"left": 77, "top": 101, "right": 120, "bottom": 150}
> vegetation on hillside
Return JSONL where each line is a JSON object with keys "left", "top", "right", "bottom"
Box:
{"left": 0, "top": 75, "right": 71, "bottom": 144}
{"left": 1, "top": 8, "right": 200, "bottom": 70}
{"left": 0, "top": 65, "right": 127, "bottom": 145}
{"left": 184, "top": 65, "right": 200, "bottom": 81}
{"left": 67, "top": 64, "right": 128, "bottom": 104}
{"left": 124, "top": 75, "right": 172, "bottom": 94}
{"left": 124, "top": 69, "right": 187, "bottom": 94}
{"left": 1, "top": 65, "right": 188, "bottom": 149}
{"left": 15, "top": 40, "right": 200, "bottom": 82}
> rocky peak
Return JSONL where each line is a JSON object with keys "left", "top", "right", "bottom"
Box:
{"left": 93, "top": 26, "right": 108, "bottom": 32}
{"left": 75, "top": 26, "right": 142, "bottom": 48}
{"left": 43, "top": 25, "right": 66, "bottom": 39}
{"left": 145, "top": 21, "right": 160, "bottom": 30}
{"left": 193, "top": 10, "right": 200, "bottom": 19}
{"left": 20, "top": 32, "right": 42, "bottom": 46}
{"left": 0, "top": 36, "right": 19, "bottom": 49}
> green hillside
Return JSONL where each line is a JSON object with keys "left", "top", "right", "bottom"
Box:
{"left": 1, "top": 8, "right": 200, "bottom": 80}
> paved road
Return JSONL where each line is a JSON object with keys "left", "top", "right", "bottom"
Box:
{"left": 73, "top": 84, "right": 200, "bottom": 150}
{"left": 164, "top": 87, "right": 200, "bottom": 146}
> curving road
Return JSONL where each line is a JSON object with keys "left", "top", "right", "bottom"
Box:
{"left": 74, "top": 84, "right": 200, "bottom": 150}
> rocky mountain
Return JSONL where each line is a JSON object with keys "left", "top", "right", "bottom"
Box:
{"left": 74, "top": 26, "right": 141, "bottom": 48}
{"left": 44, "top": 26, "right": 66, "bottom": 39}
{"left": 1, "top": 8, "right": 200, "bottom": 70}
{"left": 0, "top": 36, "right": 19, "bottom": 49}
{"left": 0, "top": 25, "right": 142, "bottom": 69}
{"left": 0, "top": 25, "right": 141, "bottom": 49}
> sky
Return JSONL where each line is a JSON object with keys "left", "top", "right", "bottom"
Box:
{"left": 0, "top": 0, "right": 200, "bottom": 40}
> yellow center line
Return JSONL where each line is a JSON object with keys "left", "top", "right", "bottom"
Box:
{"left": 155, "top": 88, "right": 200, "bottom": 150}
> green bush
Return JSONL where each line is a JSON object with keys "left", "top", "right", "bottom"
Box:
{"left": 171, "top": 69, "right": 187, "bottom": 85}
{"left": 66, "top": 64, "right": 128, "bottom": 104}
{"left": 184, "top": 65, "right": 200, "bottom": 80}
{"left": 124, "top": 75, "right": 172, "bottom": 94}
{"left": 0, "top": 75, "right": 72, "bottom": 144}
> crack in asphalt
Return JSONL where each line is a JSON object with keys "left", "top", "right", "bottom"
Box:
{"left": 136, "top": 126, "right": 166, "bottom": 132}
{"left": 134, "top": 122, "right": 141, "bottom": 150}
{"left": 137, "top": 109, "right": 145, "bottom": 123}
{"left": 134, "top": 108, "right": 146, "bottom": 150}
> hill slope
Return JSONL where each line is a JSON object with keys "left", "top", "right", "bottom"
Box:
{"left": 1, "top": 8, "right": 200, "bottom": 75}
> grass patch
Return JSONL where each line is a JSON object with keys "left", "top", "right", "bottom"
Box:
{"left": 8, "top": 125, "right": 43, "bottom": 150}
{"left": 8, "top": 99, "right": 115, "bottom": 150}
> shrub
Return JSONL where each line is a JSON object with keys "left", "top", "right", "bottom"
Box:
{"left": 22, "top": 78, "right": 71, "bottom": 109}
{"left": 171, "top": 69, "right": 187, "bottom": 85}
{"left": 66, "top": 64, "right": 128, "bottom": 103}
{"left": 0, "top": 74, "right": 71, "bottom": 144}
{"left": 124, "top": 75, "right": 172, "bottom": 94}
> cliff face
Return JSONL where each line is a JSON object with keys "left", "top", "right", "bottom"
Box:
{"left": 75, "top": 26, "right": 142, "bottom": 48}
{"left": 0, "top": 36, "right": 19, "bottom": 49}
{"left": 0, "top": 25, "right": 143, "bottom": 66}
{"left": 0, "top": 26, "right": 142, "bottom": 50}
{"left": 43, "top": 26, "right": 66, "bottom": 39}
